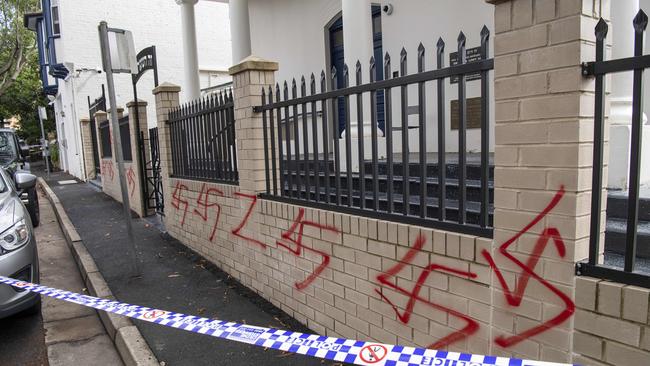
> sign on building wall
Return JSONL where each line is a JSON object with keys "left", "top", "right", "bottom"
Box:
{"left": 450, "top": 97, "right": 482, "bottom": 130}
{"left": 449, "top": 46, "right": 482, "bottom": 83}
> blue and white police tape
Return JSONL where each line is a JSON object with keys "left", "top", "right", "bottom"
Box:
{"left": 0, "top": 275, "right": 574, "bottom": 366}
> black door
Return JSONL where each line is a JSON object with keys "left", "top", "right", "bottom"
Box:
{"left": 329, "top": 16, "right": 346, "bottom": 137}
{"left": 329, "top": 7, "right": 384, "bottom": 137}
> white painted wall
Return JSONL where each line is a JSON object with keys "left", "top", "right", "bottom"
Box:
{"left": 50, "top": 0, "right": 232, "bottom": 179}
{"left": 248, "top": 0, "right": 494, "bottom": 160}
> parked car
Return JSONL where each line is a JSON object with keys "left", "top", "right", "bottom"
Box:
{"left": 0, "top": 168, "right": 40, "bottom": 318}
{"left": 0, "top": 129, "right": 39, "bottom": 227}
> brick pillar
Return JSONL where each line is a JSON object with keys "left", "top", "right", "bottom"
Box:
{"left": 153, "top": 83, "right": 181, "bottom": 227}
{"left": 127, "top": 99, "right": 149, "bottom": 217}
{"left": 487, "top": 0, "right": 607, "bottom": 362}
{"left": 94, "top": 110, "right": 108, "bottom": 163}
{"left": 228, "top": 55, "right": 278, "bottom": 195}
{"left": 79, "top": 117, "right": 96, "bottom": 181}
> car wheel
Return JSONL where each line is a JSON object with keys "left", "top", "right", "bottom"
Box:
{"left": 27, "top": 187, "right": 40, "bottom": 227}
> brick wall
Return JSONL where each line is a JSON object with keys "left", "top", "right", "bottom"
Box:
{"left": 163, "top": 176, "right": 494, "bottom": 354}
{"left": 94, "top": 105, "right": 148, "bottom": 217}
{"left": 573, "top": 277, "right": 650, "bottom": 365}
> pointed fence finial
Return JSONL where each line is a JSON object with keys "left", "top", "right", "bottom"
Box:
{"left": 480, "top": 25, "right": 490, "bottom": 42}
{"left": 634, "top": 9, "right": 648, "bottom": 32}
{"left": 457, "top": 31, "right": 466, "bottom": 46}
{"left": 595, "top": 18, "right": 609, "bottom": 40}
{"left": 437, "top": 37, "right": 445, "bottom": 52}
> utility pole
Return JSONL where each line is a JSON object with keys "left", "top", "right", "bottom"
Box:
{"left": 98, "top": 21, "right": 140, "bottom": 277}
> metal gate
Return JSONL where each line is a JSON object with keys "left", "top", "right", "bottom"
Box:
{"left": 87, "top": 86, "right": 106, "bottom": 177}
{"left": 138, "top": 127, "right": 164, "bottom": 215}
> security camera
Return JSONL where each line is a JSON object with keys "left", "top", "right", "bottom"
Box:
{"left": 383, "top": 4, "right": 393, "bottom": 15}
{"left": 95, "top": 67, "right": 103, "bottom": 74}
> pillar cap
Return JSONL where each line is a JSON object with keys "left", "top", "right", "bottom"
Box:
{"left": 107, "top": 107, "right": 124, "bottom": 114}
{"left": 484, "top": 0, "right": 509, "bottom": 4}
{"left": 126, "top": 99, "right": 148, "bottom": 108}
{"left": 153, "top": 82, "right": 181, "bottom": 95}
{"left": 94, "top": 110, "right": 107, "bottom": 116}
{"left": 80, "top": 117, "right": 91, "bottom": 123}
{"left": 229, "top": 55, "right": 279, "bottom": 75}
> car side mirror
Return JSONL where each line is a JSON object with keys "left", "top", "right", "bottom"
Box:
{"left": 20, "top": 146, "right": 30, "bottom": 159}
{"left": 14, "top": 172, "right": 36, "bottom": 190}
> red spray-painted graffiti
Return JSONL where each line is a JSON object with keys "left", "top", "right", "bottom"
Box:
{"left": 126, "top": 167, "right": 136, "bottom": 197}
{"left": 482, "top": 186, "right": 575, "bottom": 348}
{"left": 171, "top": 182, "right": 189, "bottom": 226}
{"left": 193, "top": 184, "right": 224, "bottom": 242}
{"left": 276, "top": 208, "right": 338, "bottom": 290}
{"left": 375, "top": 234, "right": 479, "bottom": 349}
{"left": 230, "top": 192, "right": 266, "bottom": 248}
{"left": 101, "top": 160, "right": 115, "bottom": 181}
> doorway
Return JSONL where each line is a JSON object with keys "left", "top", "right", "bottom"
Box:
{"left": 328, "top": 5, "right": 384, "bottom": 137}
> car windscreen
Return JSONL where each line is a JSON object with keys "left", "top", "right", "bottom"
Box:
{"left": 0, "top": 132, "right": 19, "bottom": 165}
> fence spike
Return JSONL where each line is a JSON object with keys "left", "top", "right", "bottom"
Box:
{"left": 321, "top": 70, "right": 327, "bottom": 92}
{"left": 595, "top": 18, "right": 609, "bottom": 39}
{"left": 437, "top": 37, "right": 445, "bottom": 54}
{"left": 310, "top": 73, "right": 316, "bottom": 95}
{"left": 301, "top": 75, "right": 306, "bottom": 96}
{"left": 400, "top": 47, "right": 407, "bottom": 63}
{"left": 283, "top": 80, "right": 289, "bottom": 100}
{"left": 384, "top": 52, "right": 391, "bottom": 68}
{"left": 292, "top": 78, "right": 297, "bottom": 98}
{"left": 276, "top": 82, "right": 281, "bottom": 101}
{"left": 369, "top": 56, "right": 376, "bottom": 83}
{"left": 457, "top": 31, "right": 467, "bottom": 48}
{"left": 634, "top": 9, "right": 648, "bottom": 32}
{"left": 355, "top": 61, "right": 362, "bottom": 85}
{"left": 417, "top": 43, "right": 425, "bottom": 72}
{"left": 343, "top": 64, "right": 349, "bottom": 86}
{"left": 331, "top": 66, "right": 338, "bottom": 86}
{"left": 480, "top": 25, "right": 490, "bottom": 43}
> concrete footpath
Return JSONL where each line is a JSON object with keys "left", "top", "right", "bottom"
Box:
{"left": 37, "top": 187, "right": 124, "bottom": 365}
{"left": 37, "top": 170, "right": 336, "bottom": 366}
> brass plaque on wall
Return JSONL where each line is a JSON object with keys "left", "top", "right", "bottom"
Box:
{"left": 451, "top": 97, "right": 482, "bottom": 130}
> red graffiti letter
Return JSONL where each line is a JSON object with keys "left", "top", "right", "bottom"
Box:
{"left": 193, "top": 183, "right": 224, "bottom": 241}
{"left": 171, "top": 182, "right": 189, "bottom": 226}
{"left": 231, "top": 192, "right": 265, "bottom": 248}
{"left": 482, "top": 186, "right": 575, "bottom": 348}
{"left": 276, "top": 208, "right": 337, "bottom": 290}
{"left": 375, "top": 234, "right": 479, "bottom": 349}
{"left": 126, "top": 167, "right": 136, "bottom": 197}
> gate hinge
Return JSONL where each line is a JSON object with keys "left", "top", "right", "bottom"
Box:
{"left": 581, "top": 62, "right": 595, "bottom": 77}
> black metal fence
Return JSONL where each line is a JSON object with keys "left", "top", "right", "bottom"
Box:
{"left": 168, "top": 90, "right": 238, "bottom": 184}
{"left": 99, "top": 121, "right": 111, "bottom": 158}
{"left": 119, "top": 115, "right": 132, "bottom": 161}
{"left": 578, "top": 11, "right": 650, "bottom": 288}
{"left": 256, "top": 28, "right": 493, "bottom": 237}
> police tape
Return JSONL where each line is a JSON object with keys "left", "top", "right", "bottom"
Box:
{"left": 0, "top": 275, "right": 574, "bottom": 366}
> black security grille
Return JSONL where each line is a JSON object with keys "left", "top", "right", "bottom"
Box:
{"left": 168, "top": 90, "right": 238, "bottom": 184}
{"left": 256, "top": 28, "right": 493, "bottom": 237}
{"left": 119, "top": 115, "right": 132, "bottom": 161}
{"left": 99, "top": 121, "right": 111, "bottom": 158}
{"left": 579, "top": 10, "right": 650, "bottom": 288}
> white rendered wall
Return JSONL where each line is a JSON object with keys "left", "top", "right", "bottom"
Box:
{"left": 51, "top": 0, "right": 232, "bottom": 179}
{"left": 248, "top": 0, "right": 494, "bottom": 157}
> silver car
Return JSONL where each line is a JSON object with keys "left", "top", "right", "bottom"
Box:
{"left": 0, "top": 168, "right": 40, "bottom": 318}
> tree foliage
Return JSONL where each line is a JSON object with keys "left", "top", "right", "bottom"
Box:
{"left": 0, "top": 0, "right": 54, "bottom": 144}
{"left": 1, "top": 0, "right": 40, "bottom": 97}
